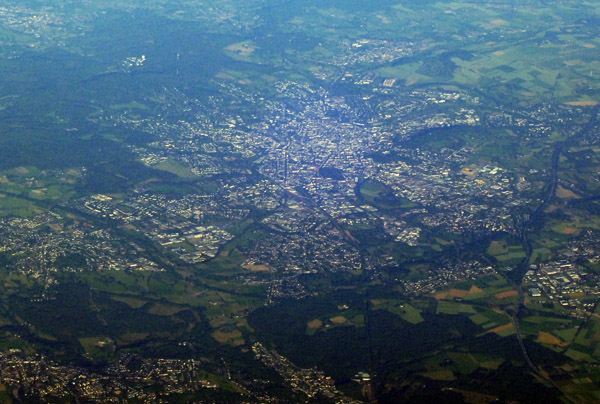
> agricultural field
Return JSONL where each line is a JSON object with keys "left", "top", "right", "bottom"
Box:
{"left": 0, "top": 0, "right": 599, "bottom": 402}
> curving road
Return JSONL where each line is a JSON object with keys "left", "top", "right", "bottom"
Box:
{"left": 509, "top": 145, "right": 559, "bottom": 377}
{"left": 509, "top": 106, "right": 599, "bottom": 400}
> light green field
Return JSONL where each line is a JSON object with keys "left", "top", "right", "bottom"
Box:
{"left": 373, "top": 300, "right": 424, "bottom": 324}
{"left": 148, "top": 303, "right": 186, "bottom": 316}
{"left": 437, "top": 301, "right": 476, "bottom": 315}
{"left": 111, "top": 295, "right": 147, "bottom": 309}
{"left": 0, "top": 195, "right": 43, "bottom": 217}
{"left": 110, "top": 100, "right": 149, "bottom": 110}
{"left": 566, "top": 349, "right": 595, "bottom": 362}
{"left": 152, "top": 158, "right": 197, "bottom": 179}
{"left": 420, "top": 369, "right": 456, "bottom": 381}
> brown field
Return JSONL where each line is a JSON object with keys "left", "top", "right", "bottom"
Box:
{"left": 449, "top": 288, "right": 470, "bottom": 297}
{"left": 242, "top": 261, "right": 271, "bottom": 272}
{"left": 466, "top": 285, "right": 485, "bottom": 297}
{"left": 556, "top": 185, "right": 581, "bottom": 199}
{"left": 566, "top": 100, "right": 598, "bottom": 106}
{"left": 212, "top": 329, "right": 244, "bottom": 345}
{"left": 330, "top": 316, "right": 348, "bottom": 325}
{"left": 584, "top": 43, "right": 597, "bottom": 48}
{"left": 490, "top": 19, "right": 507, "bottom": 26}
{"left": 489, "top": 323, "right": 514, "bottom": 334}
{"left": 492, "top": 50, "right": 506, "bottom": 56}
{"left": 495, "top": 290, "right": 518, "bottom": 299}
{"left": 307, "top": 319, "right": 323, "bottom": 329}
{"left": 561, "top": 227, "right": 579, "bottom": 235}
{"left": 435, "top": 288, "right": 470, "bottom": 300}
{"left": 537, "top": 332, "right": 567, "bottom": 346}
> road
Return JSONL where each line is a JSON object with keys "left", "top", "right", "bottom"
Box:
{"left": 508, "top": 145, "right": 559, "bottom": 378}
{"left": 508, "top": 106, "right": 599, "bottom": 400}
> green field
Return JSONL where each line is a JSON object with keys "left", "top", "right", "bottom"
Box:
{"left": 358, "top": 180, "right": 416, "bottom": 210}
{"left": 152, "top": 158, "right": 197, "bottom": 179}
{"left": 0, "top": 196, "right": 43, "bottom": 217}
{"left": 371, "top": 299, "right": 425, "bottom": 324}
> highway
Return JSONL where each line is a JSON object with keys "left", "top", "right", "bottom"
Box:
{"left": 509, "top": 106, "right": 599, "bottom": 400}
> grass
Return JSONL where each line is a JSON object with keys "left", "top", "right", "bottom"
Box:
{"left": 148, "top": 182, "right": 197, "bottom": 195}
{"left": 470, "top": 309, "right": 513, "bottom": 332}
{"left": 29, "top": 184, "right": 77, "bottom": 201}
{"left": 487, "top": 240, "right": 508, "bottom": 256}
{"left": 452, "top": 41, "right": 579, "bottom": 103}
{"left": 448, "top": 352, "right": 480, "bottom": 375}
{"left": 396, "top": 304, "right": 425, "bottom": 324}
{"left": 79, "top": 336, "right": 113, "bottom": 354}
{"left": 148, "top": 303, "right": 185, "bottom": 316}
{"left": 111, "top": 295, "right": 147, "bottom": 309}
{"left": 437, "top": 301, "right": 476, "bottom": 315}
{"left": 481, "top": 274, "right": 510, "bottom": 287}
{"left": 109, "top": 101, "right": 149, "bottom": 110}
{"left": 565, "top": 348, "right": 595, "bottom": 362}
{"left": 81, "top": 271, "right": 149, "bottom": 295}
{"left": 212, "top": 329, "right": 245, "bottom": 346}
{"left": 487, "top": 240, "right": 525, "bottom": 262}
{"left": 358, "top": 180, "right": 416, "bottom": 209}
{"left": 530, "top": 248, "right": 552, "bottom": 263}
{"left": 152, "top": 158, "right": 197, "bottom": 179}
{"left": 554, "top": 328, "right": 579, "bottom": 343}
{"left": 351, "top": 314, "right": 365, "bottom": 327}
{"left": 373, "top": 300, "right": 425, "bottom": 324}
{"left": 495, "top": 250, "right": 526, "bottom": 262}
{"left": 225, "top": 40, "right": 258, "bottom": 59}
{"left": 0, "top": 195, "right": 43, "bottom": 218}
{"left": 420, "top": 369, "right": 456, "bottom": 381}
{"left": 469, "top": 313, "right": 490, "bottom": 326}
{"left": 479, "top": 359, "right": 504, "bottom": 370}
{"left": 522, "top": 315, "right": 565, "bottom": 324}
{"left": 360, "top": 182, "right": 385, "bottom": 198}
{"left": 552, "top": 218, "right": 600, "bottom": 235}
{"left": 117, "top": 332, "right": 149, "bottom": 346}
